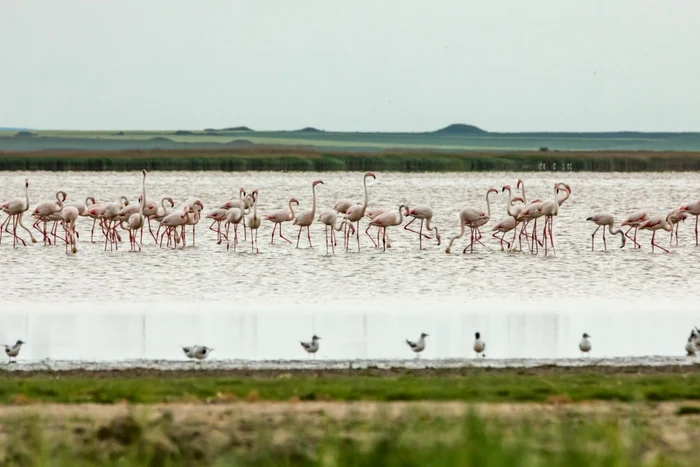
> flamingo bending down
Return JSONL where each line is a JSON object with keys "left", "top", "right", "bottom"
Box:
{"left": 445, "top": 188, "right": 497, "bottom": 254}
{"left": 318, "top": 210, "right": 356, "bottom": 255}
{"left": 293, "top": 180, "right": 323, "bottom": 248}
{"left": 586, "top": 213, "right": 626, "bottom": 251}
{"left": 403, "top": 205, "right": 440, "bottom": 249}
{"left": 126, "top": 170, "right": 147, "bottom": 252}
{"left": 343, "top": 172, "right": 376, "bottom": 251}
{"left": 101, "top": 196, "right": 128, "bottom": 251}
{"left": 224, "top": 193, "right": 253, "bottom": 251}
{"left": 265, "top": 198, "right": 299, "bottom": 244}
{"left": 159, "top": 206, "right": 193, "bottom": 249}
{"left": 61, "top": 206, "right": 80, "bottom": 255}
{"left": 667, "top": 208, "right": 687, "bottom": 247}
{"left": 0, "top": 178, "right": 36, "bottom": 248}
{"left": 247, "top": 190, "right": 261, "bottom": 253}
{"left": 369, "top": 204, "right": 406, "bottom": 251}
{"left": 679, "top": 200, "right": 700, "bottom": 246}
{"left": 206, "top": 208, "right": 229, "bottom": 244}
{"left": 620, "top": 212, "right": 648, "bottom": 249}
{"left": 638, "top": 214, "right": 673, "bottom": 253}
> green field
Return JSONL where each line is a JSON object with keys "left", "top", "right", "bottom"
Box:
{"left": 1, "top": 367, "right": 700, "bottom": 466}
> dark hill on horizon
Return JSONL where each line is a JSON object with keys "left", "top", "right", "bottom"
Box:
{"left": 432, "top": 124, "right": 487, "bottom": 135}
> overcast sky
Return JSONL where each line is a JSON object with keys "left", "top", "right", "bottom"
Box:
{"left": 1, "top": 1, "right": 699, "bottom": 132}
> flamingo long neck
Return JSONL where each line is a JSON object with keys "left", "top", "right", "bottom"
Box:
{"left": 505, "top": 187, "right": 519, "bottom": 218}
{"left": 334, "top": 217, "right": 347, "bottom": 231}
{"left": 23, "top": 182, "right": 29, "bottom": 211}
{"left": 551, "top": 185, "right": 559, "bottom": 216}
{"left": 362, "top": 175, "right": 370, "bottom": 211}
{"left": 519, "top": 180, "right": 527, "bottom": 204}
{"left": 607, "top": 223, "right": 622, "bottom": 236}
{"left": 56, "top": 191, "right": 65, "bottom": 209}
{"left": 424, "top": 215, "right": 437, "bottom": 234}
{"left": 446, "top": 213, "right": 467, "bottom": 251}
{"left": 485, "top": 191, "right": 493, "bottom": 217}
{"left": 86, "top": 196, "right": 95, "bottom": 207}
{"left": 251, "top": 197, "right": 258, "bottom": 221}
{"left": 394, "top": 205, "right": 404, "bottom": 226}
{"left": 140, "top": 174, "right": 146, "bottom": 217}
{"left": 288, "top": 199, "right": 296, "bottom": 220}
{"left": 120, "top": 196, "right": 128, "bottom": 208}
{"left": 557, "top": 185, "right": 570, "bottom": 206}
{"left": 311, "top": 184, "right": 317, "bottom": 216}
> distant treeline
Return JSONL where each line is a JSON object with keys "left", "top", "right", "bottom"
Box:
{"left": 1, "top": 148, "right": 700, "bottom": 172}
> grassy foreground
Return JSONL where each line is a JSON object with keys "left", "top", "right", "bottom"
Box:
{"left": 1, "top": 402, "right": 699, "bottom": 466}
{"left": 2, "top": 148, "right": 700, "bottom": 171}
{"left": 3, "top": 369, "right": 700, "bottom": 404}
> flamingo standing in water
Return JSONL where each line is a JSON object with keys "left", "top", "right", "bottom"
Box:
{"left": 364, "top": 207, "right": 391, "bottom": 248}
{"left": 445, "top": 188, "right": 497, "bottom": 254}
{"left": 369, "top": 204, "right": 405, "bottom": 251}
{"left": 667, "top": 208, "right": 688, "bottom": 247}
{"left": 61, "top": 206, "right": 79, "bottom": 255}
{"left": 293, "top": 180, "right": 323, "bottom": 248}
{"left": 679, "top": 200, "right": 700, "bottom": 246}
{"left": 318, "top": 210, "right": 356, "bottom": 255}
{"left": 247, "top": 190, "right": 261, "bottom": 253}
{"left": 537, "top": 183, "right": 567, "bottom": 257}
{"left": 620, "top": 212, "right": 648, "bottom": 249}
{"left": 0, "top": 178, "right": 36, "bottom": 248}
{"left": 216, "top": 188, "right": 246, "bottom": 241}
{"left": 403, "top": 205, "right": 440, "bottom": 249}
{"left": 32, "top": 190, "right": 66, "bottom": 245}
{"left": 343, "top": 172, "right": 376, "bottom": 251}
{"left": 491, "top": 195, "right": 524, "bottom": 251}
{"left": 638, "top": 214, "right": 674, "bottom": 253}
{"left": 125, "top": 170, "right": 147, "bottom": 252}
{"left": 265, "top": 198, "right": 299, "bottom": 244}
{"left": 586, "top": 213, "right": 626, "bottom": 251}
{"left": 223, "top": 193, "right": 253, "bottom": 251}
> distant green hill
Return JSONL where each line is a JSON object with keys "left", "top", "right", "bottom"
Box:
{"left": 432, "top": 124, "right": 487, "bottom": 135}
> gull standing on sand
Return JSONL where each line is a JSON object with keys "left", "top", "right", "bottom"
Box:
{"left": 685, "top": 331, "right": 697, "bottom": 356}
{"left": 579, "top": 333, "right": 592, "bottom": 357}
{"left": 473, "top": 332, "right": 486, "bottom": 358}
{"left": 5, "top": 340, "right": 25, "bottom": 363}
{"left": 406, "top": 333, "right": 428, "bottom": 358}
{"left": 300, "top": 335, "right": 321, "bottom": 359}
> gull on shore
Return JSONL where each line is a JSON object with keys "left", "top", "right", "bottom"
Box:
{"left": 182, "top": 345, "right": 213, "bottom": 361}
{"left": 473, "top": 332, "right": 486, "bottom": 358}
{"left": 579, "top": 333, "right": 592, "bottom": 357}
{"left": 406, "top": 333, "right": 428, "bottom": 358}
{"left": 685, "top": 330, "right": 697, "bottom": 356}
{"left": 300, "top": 335, "right": 320, "bottom": 358}
{"left": 5, "top": 340, "right": 25, "bottom": 363}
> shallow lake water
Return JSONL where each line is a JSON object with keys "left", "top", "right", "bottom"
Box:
{"left": 0, "top": 171, "right": 699, "bottom": 365}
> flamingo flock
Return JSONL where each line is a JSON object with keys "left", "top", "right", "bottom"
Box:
{"left": 1, "top": 172, "right": 698, "bottom": 255}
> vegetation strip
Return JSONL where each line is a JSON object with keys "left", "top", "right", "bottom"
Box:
{"left": 2, "top": 371, "right": 700, "bottom": 404}
{"left": 2, "top": 148, "right": 700, "bottom": 171}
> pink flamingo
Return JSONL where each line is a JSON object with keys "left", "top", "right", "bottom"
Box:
{"left": 247, "top": 190, "right": 261, "bottom": 253}
{"left": 638, "top": 214, "right": 673, "bottom": 253}
{"left": 125, "top": 170, "right": 147, "bottom": 252}
{"left": 219, "top": 188, "right": 248, "bottom": 240}
{"left": 445, "top": 188, "right": 497, "bottom": 254}
{"left": 679, "top": 200, "right": 700, "bottom": 246}
{"left": 364, "top": 207, "right": 389, "bottom": 248}
{"left": 0, "top": 178, "right": 36, "bottom": 248}
{"left": 537, "top": 183, "right": 567, "bottom": 257}
{"left": 293, "top": 180, "right": 323, "bottom": 248}
{"left": 318, "top": 210, "right": 356, "bottom": 255}
{"left": 223, "top": 193, "right": 253, "bottom": 251}
{"left": 491, "top": 195, "right": 524, "bottom": 251}
{"left": 586, "top": 213, "right": 626, "bottom": 251}
{"left": 159, "top": 206, "right": 192, "bottom": 248}
{"left": 60, "top": 206, "right": 80, "bottom": 255}
{"left": 265, "top": 198, "right": 299, "bottom": 244}
{"left": 369, "top": 204, "right": 405, "bottom": 251}
{"left": 32, "top": 190, "right": 66, "bottom": 245}
{"left": 620, "top": 212, "right": 648, "bottom": 249}
{"left": 343, "top": 172, "right": 376, "bottom": 251}
{"left": 667, "top": 208, "right": 688, "bottom": 246}
{"left": 403, "top": 205, "right": 440, "bottom": 249}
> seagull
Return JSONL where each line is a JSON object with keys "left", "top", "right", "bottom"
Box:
{"left": 686, "top": 330, "right": 697, "bottom": 356}
{"left": 695, "top": 327, "right": 700, "bottom": 350}
{"left": 473, "top": 332, "right": 486, "bottom": 358}
{"left": 300, "top": 335, "right": 320, "bottom": 359}
{"left": 579, "top": 333, "right": 592, "bottom": 357}
{"left": 406, "top": 333, "right": 428, "bottom": 358}
{"left": 190, "top": 345, "right": 213, "bottom": 361}
{"left": 5, "top": 340, "right": 25, "bottom": 363}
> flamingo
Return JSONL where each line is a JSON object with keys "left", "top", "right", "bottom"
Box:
{"left": 445, "top": 187, "right": 497, "bottom": 254}
{"left": 364, "top": 208, "right": 390, "bottom": 248}
{"left": 265, "top": 198, "right": 299, "bottom": 244}
{"left": 152, "top": 197, "right": 175, "bottom": 241}
{"left": 101, "top": 196, "right": 128, "bottom": 251}
{"left": 679, "top": 200, "right": 700, "bottom": 246}
{"left": 126, "top": 170, "right": 147, "bottom": 252}
{"left": 620, "top": 212, "right": 648, "bottom": 249}
{"left": 183, "top": 199, "right": 204, "bottom": 246}
{"left": 638, "top": 214, "right": 674, "bottom": 253}
{"left": 369, "top": 204, "right": 405, "bottom": 251}
{"left": 85, "top": 200, "right": 108, "bottom": 243}
{"left": 318, "top": 210, "right": 356, "bottom": 255}
{"left": 217, "top": 188, "right": 246, "bottom": 241}
{"left": 0, "top": 178, "right": 36, "bottom": 248}
{"left": 537, "top": 183, "right": 566, "bottom": 257}
{"left": 247, "top": 190, "right": 261, "bottom": 253}
{"left": 403, "top": 205, "right": 440, "bottom": 249}
{"left": 60, "top": 206, "right": 79, "bottom": 255}
{"left": 31, "top": 190, "right": 66, "bottom": 245}
{"left": 223, "top": 193, "right": 253, "bottom": 251}
{"left": 206, "top": 208, "right": 230, "bottom": 244}
{"left": 667, "top": 208, "right": 688, "bottom": 247}
{"left": 159, "top": 206, "right": 192, "bottom": 249}
{"left": 293, "top": 180, "right": 323, "bottom": 248}
{"left": 343, "top": 172, "right": 376, "bottom": 251}
{"left": 586, "top": 213, "right": 626, "bottom": 251}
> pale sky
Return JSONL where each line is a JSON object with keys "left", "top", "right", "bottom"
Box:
{"left": 2, "top": 0, "right": 699, "bottom": 132}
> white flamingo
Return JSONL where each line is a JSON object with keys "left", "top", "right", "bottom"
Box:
{"left": 247, "top": 190, "right": 261, "bottom": 253}
{"left": 403, "top": 205, "right": 440, "bottom": 249}
{"left": 126, "top": 170, "right": 147, "bottom": 252}
{"left": 318, "top": 210, "right": 356, "bottom": 255}
{"left": 620, "top": 211, "right": 648, "bottom": 249}
{"left": 638, "top": 214, "right": 674, "bottom": 253}
{"left": 293, "top": 180, "right": 323, "bottom": 248}
{"left": 265, "top": 198, "right": 299, "bottom": 244}
{"left": 0, "top": 178, "right": 36, "bottom": 248}
{"left": 445, "top": 187, "right": 497, "bottom": 254}
{"left": 586, "top": 213, "right": 626, "bottom": 251}
{"left": 369, "top": 204, "right": 405, "bottom": 251}
{"left": 343, "top": 172, "right": 376, "bottom": 251}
